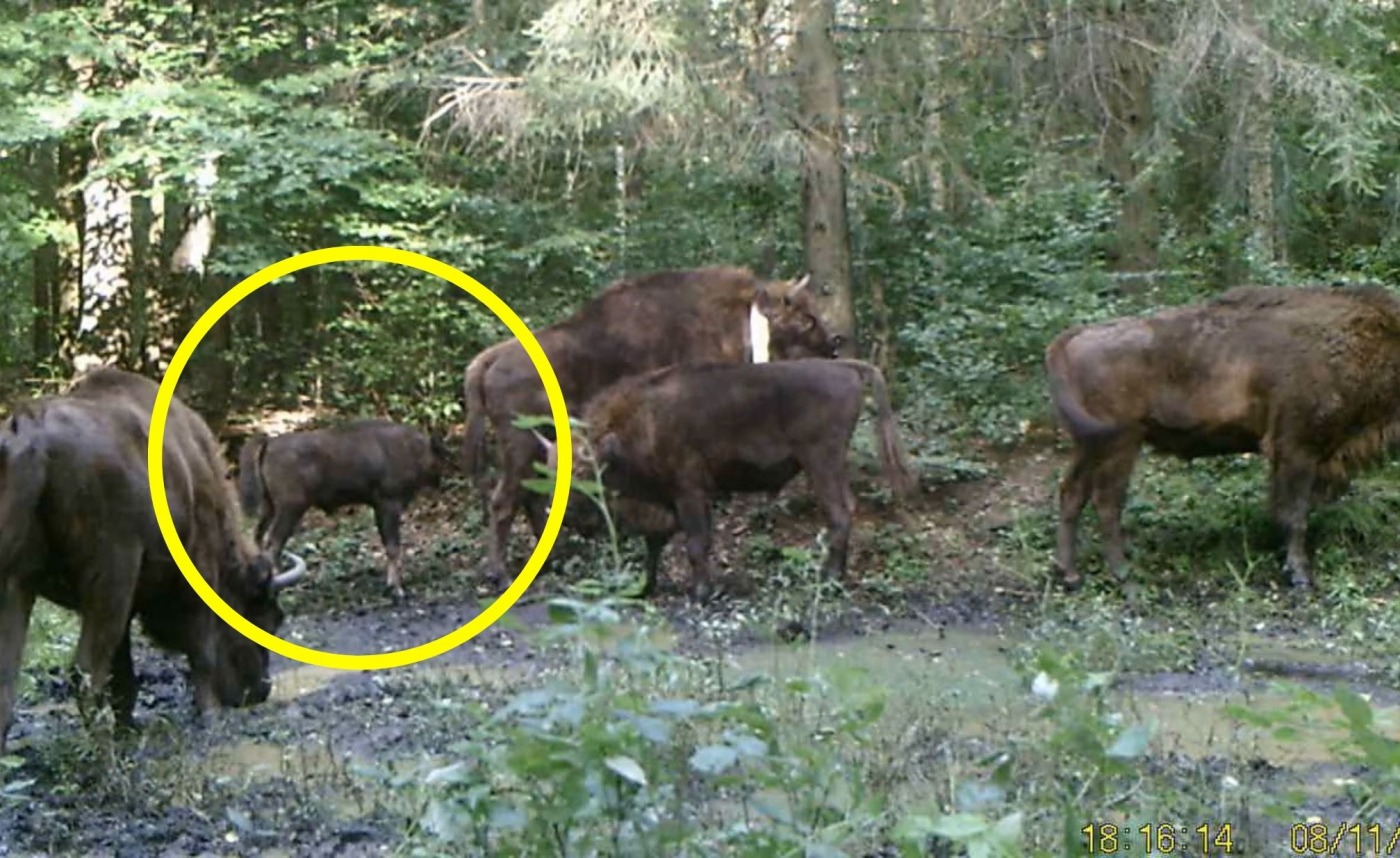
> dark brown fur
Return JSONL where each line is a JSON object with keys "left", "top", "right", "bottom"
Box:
{"left": 238, "top": 419, "right": 446, "bottom": 596}
{"left": 544, "top": 358, "right": 917, "bottom": 599}
{"left": 0, "top": 368, "right": 305, "bottom": 753}
{"left": 1045, "top": 284, "right": 1400, "bottom": 589}
{"left": 462, "top": 266, "right": 840, "bottom": 585}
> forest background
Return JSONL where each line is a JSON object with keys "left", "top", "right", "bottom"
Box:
{"left": 5, "top": 0, "right": 1397, "bottom": 449}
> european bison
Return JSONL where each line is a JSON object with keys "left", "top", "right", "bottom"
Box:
{"left": 532, "top": 452, "right": 680, "bottom": 596}
{"left": 1046, "top": 284, "right": 1400, "bottom": 590}
{"left": 238, "top": 420, "right": 448, "bottom": 597}
{"left": 463, "top": 266, "right": 841, "bottom": 586}
{"left": 0, "top": 368, "right": 306, "bottom": 753}
{"left": 540, "top": 358, "right": 918, "bottom": 600}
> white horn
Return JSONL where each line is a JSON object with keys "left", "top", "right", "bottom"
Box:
{"left": 270, "top": 551, "right": 307, "bottom": 591}
{"left": 791, "top": 273, "right": 812, "bottom": 294}
{"left": 532, "top": 429, "right": 558, "bottom": 470}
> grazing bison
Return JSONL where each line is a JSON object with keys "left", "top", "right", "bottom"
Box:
{"left": 0, "top": 368, "right": 306, "bottom": 753}
{"left": 463, "top": 266, "right": 841, "bottom": 586}
{"left": 238, "top": 420, "right": 448, "bottom": 597}
{"left": 540, "top": 358, "right": 918, "bottom": 600}
{"left": 1046, "top": 284, "right": 1400, "bottom": 590}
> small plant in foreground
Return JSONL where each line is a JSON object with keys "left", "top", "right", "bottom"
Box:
{"left": 405, "top": 597, "right": 895, "bottom": 856}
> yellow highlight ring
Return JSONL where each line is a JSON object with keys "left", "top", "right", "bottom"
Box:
{"left": 147, "top": 246, "right": 572, "bottom": 671}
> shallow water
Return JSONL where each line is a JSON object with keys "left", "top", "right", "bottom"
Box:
{"left": 730, "top": 623, "right": 1397, "bottom": 766}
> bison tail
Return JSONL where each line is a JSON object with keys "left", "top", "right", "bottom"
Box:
{"left": 1044, "top": 337, "right": 1119, "bottom": 443}
{"left": 844, "top": 360, "right": 918, "bottom": 498}
{"left": 237, "top": 435, "right": 268, "bottom": 518}
{"left": 462, "top": 353, "right": 492, "bottom": 480}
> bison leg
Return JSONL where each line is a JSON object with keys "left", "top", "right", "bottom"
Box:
{"left": 805, "top": 461, "right": 857, "bottom": 581}
{"left": 674, "top": 493, "right": 718, "bottom": 602}
{"left": 641, "top": 533, "right": 671, "bottom": 597}
{"left": 1055, "top": 447, "right": 1096, "bottom": 588}
{"left": 1090, "top": 440, "right": 1141, "bottom": 581}
{"left": 254, "top": 507, "right": 274, "bottom": 546}
{"left": 0, "top": 578, "right": 36, "bottom": 754}
{"left": 262, "top": 504, "right": 309, "bottom": 572}
{"left": 1269, "top": 456, "right": 1318, "bottom": 588}
{"left": 373, "top": 501, "right": 407, "bottom": 596}
{"left": 485, "top": 431, "right": 551, "bottom": 585}
{"left": 73, "top": 547, "right": 141, "bottom": 731}
{"left": 110, "top": 629, "right": 138, "bottom": 730}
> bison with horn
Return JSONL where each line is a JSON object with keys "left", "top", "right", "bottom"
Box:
{"left": 0, "top": 368, "right": 306, "bottom": 752}
{"left": 462, "top": 266, "right": 840, "bottom": 586}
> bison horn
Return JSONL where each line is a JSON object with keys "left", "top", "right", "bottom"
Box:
{"left": 270, "top": 551, "right": 308, "bottom": 591}
{"left": 791, "top": 273, "right": 811, "bottom": 294}
{"left": 531, "top": 429, "right": 558, "bottom": 470}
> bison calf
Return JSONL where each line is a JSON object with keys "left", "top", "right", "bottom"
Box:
{"left": 239, "top": 420, "right": 448, "bottom": 597}
{"left": 1046, "top": 284, "right": 1400, "bottom": 590}
{"left": 0, "top": 368, "right": 305, "bottom": 753}
{"left": 541, "top": 358, "right": 918, "bottom": 600}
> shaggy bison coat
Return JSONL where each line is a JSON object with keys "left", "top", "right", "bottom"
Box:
{"left": 462, "top": 266, "right": 840, "bottom": 585}
{"left": 0, "top": 368, "right": 305, "bottom": 753}
{"left": 238, "top": 420, "right": 448, "bottom": 597}
{"left": 544, "top": 358, "right": 917, "bottom": 599}
{"left": 1045, "top": 284, "right": 1400, "bottom": 589}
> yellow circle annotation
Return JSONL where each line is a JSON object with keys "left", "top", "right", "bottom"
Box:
{"left": 146, "top": 245, "right": 573, "bottom": 672}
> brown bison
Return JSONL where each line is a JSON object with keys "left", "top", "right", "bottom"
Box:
{"left": 463, "top": 266, "right": 841, "bottom": 586}
{"left": 531, "top": 447, "right": 680, "bottom": 596}
{"left": 539, "top": 358, "right": 918, "bottom": 600}
{"left": 238, "top": 420, "right": 449, "bottom": 598}
{"left": 1046, "top": 284, "right": 1400, "bottom": 590}
{"left": 0, "top": 368, "right": 306, "bottom": 753}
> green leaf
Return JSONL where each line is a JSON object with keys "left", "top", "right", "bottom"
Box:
{"left": 650, "top": 698, "right": 701, "bottom": 719}
{"left": 689, "top": 744, "right": 740, "bottom": 775}
{"left": 1106, "top": 724, "right": 1151, "bottom": 759}
{"left": 1334, "top": 687, "right": 1374, "bottom": 731}
{"left": 604, "top": 755, "right": 648, "bottom": 786}
{"left": 929, "top": 812, "right": 990, "bottom": 839}
{"left": 892, "top": 813, "right": 938, "bottom": 843}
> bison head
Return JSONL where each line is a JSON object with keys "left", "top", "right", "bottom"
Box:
{"left": 427, "top": 430, "right": 454, "bottom": 485}
{"left": 757, "top": 274, "right": 843, "bottom": 360}
{"left": 212, "top": 548, "right": 306, "bottom": 707}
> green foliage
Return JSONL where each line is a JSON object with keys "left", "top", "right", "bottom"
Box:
{"left": 404, "top": 598, "right": 894, "bottom": 856}
{"left": 891, "top": 176, "right": 1177, "bottom": 445}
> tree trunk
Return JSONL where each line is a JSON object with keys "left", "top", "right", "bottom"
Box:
{"left": 793, "top": 0, "right": 855, "bottom": 355}
{"left": 54, "top": 142, "right": 85, "bottom": 372}
{"left": 1243, "top": 44, "right": 1276, "bottom": 268}
{"left": 73, "top": 173, "right": 136, "bottom": 372}
{"left": 30, "top": 144, "right": 59, "bottom": 368}
{"left": 1102, "top": 82, "right": 1158, "bottom": 273}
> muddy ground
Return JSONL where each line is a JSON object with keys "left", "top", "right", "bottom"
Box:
{"left": 2, "top": 443, "right": 1395, "bottom": 856}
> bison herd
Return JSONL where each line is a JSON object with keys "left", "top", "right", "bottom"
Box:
{"left": 4, "top": 267, "right": 1400, "bottom": 752}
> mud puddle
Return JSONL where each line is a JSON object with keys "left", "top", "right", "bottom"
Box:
{"left": 731, "top": 621, "right": 1399, "bottom": 767}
